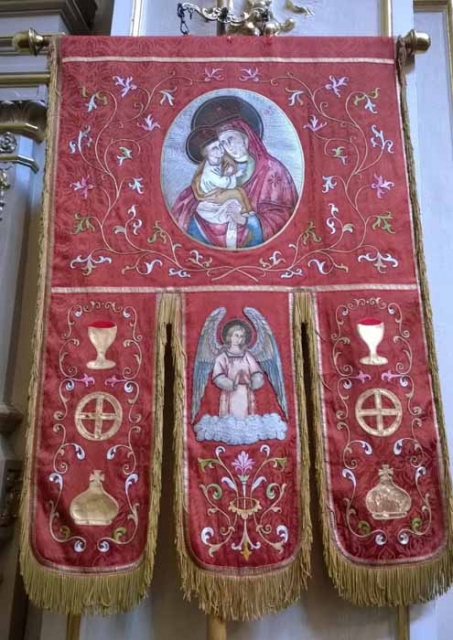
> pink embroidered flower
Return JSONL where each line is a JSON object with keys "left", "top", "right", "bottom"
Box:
{"left": 371, "top": 174, "right": 395, "bottom": 199}
{"left": 138, "top": 114, "right": 161, "bottom": 132}
{"left": 232, "top": 451, "right": 254, "bottom": 476}
{"left": 71, "top": 176, "right": 93, "bottom": 199}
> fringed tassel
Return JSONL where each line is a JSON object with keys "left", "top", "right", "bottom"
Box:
{"left": 20, "top": 49, "right": 166, "bottom": 608}
{"left": 172, "top": 292, "right": 312, "bottom": 621}
{"left": 302, "top": 44, "right": 453, "bottom": 604}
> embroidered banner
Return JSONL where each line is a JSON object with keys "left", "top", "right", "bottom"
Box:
{"left": 21, "top": 35, "right": 453, "bottom": 618}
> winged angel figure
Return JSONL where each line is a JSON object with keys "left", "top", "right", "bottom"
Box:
{"left": 192, "top": 307, "right": 288, "bottom": 445}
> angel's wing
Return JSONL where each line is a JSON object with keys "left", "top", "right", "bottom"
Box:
{"left": 191, "top": 307, "right": 226, "bottom": 422}
{"left": 244, "top": 307, "right": 288, "bottom": 419}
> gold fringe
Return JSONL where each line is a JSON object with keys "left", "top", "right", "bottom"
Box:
{"left": 172, "top": 292, "right": 312, "bottom": 621}
{"left": 307, "top": 41, "right": 453, "bottom": 607}
{"left": 19, "top": 42, "right": 165, "bottom": 612}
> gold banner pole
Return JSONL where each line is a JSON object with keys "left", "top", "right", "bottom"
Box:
{"left": 205, "top": 10, "right": 229, "bottom": 638}
{"left": 207, "top": 615, "right": 228, "bottom": 640}
{"left": 66, "top": 615, "right": 81, "bottom": 640}
{"left": 396, "top": 606, "right": 410, "bottom": 640}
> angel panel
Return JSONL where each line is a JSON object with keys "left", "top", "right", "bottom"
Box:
{"left": 192, "top": 306, "right": 288, "bottom": 445}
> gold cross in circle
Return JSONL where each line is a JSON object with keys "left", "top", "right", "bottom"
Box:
{"left": 75, "top": 391, "right": 122, "bottom": 442}
{"left": 355, "top": 388, "right": 402, "bottom": 438}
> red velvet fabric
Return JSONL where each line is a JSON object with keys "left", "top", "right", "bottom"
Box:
{"left": 25, "top": 34, "right": 449, "bottom": 593}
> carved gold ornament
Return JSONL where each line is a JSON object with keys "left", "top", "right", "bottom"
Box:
{"left": 355, "top": 388, "right": 402, "bottom": 437}
{"left": 75, "top": 392, "right": 122, "bottom": 441}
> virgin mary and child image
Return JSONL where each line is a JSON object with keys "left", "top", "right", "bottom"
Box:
{"left": 171, "top": 96, "right": 299, "bottom": 250}
{"left": 192, "top": 307, "right": 288, "bottom": 445}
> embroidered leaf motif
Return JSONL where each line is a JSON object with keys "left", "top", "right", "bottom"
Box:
{"left": 142, "top": 259, "right": 163, "bottom": 275}
{"left": 412, "top": 517, "right": 423, "bottom": 532}
{"left": 169, "top": 268, "right": 190, "bottom": 278}
{"left": 266, "top": 483, "right": 280, "bottom": 499}
{"left": 358, "top": 251, "right": 399, "bottom": 273}
{"left": 259, "top": 251, "right": 284, "bottom": 268}
{"left": 72, "top": 213, "right": 95, "bottom": 234}
{"left": 322, "top": 175, "right": 337, "bottom": 193}
{"left": 69, "top": 126, "right": 92, "bottom": 155}
{"left": 281, "top": 268, "right": 303, "bottom": 279}
{"left": 138, "top": 114, "right": 161, "bottom": 132}
{"left": 239, "top": 67, "right": 261, "bottom": 82}
{"left": 59, "top": 526, "right": 71, "bottom": 540}
{"left": 372, "top": 212, "right": 395, "bottom": 234}
{"left": 113, "top": 527, "right": 127, "bottom": 541}
{"left": 69, "top": 253, "right": 112, "bottom": 276}
{"left": 271, "top": 457, "right": 287, "bottom": 470}
{"left": 325, "top": 75, "right": 348, "bottom": 98}
{"left": 370, "top": 124, "right": 394, "bottom": 153}
{"left": 286, "top": 89, "right": 304, "bottom": 106}
{"left": 81, "top": 88, "right": 107, "bottom": 112}
{"left": 113, "top": 75, "right": 137, "bottom": 97}
{"left": 371, "top": 174, "right": 395, "bottom": 199}
{"left": 354, "top": 89, "right": 380, "bottom": 114}
{"left": 128, "top": 177, "right": 144, "bottom": 194}
{"left": 302, "top": 221, "right": 322, "bottom": 245}
{"left": 117, "top": 146, "right": 133, "bottom": 166}
{"left": 199, "top": 458, "right": 219, "bottom": 472}
{"left": 358, "top": 520, "right": 371, "bottom": 535}
{"left": 147, "top": 222, "right": 167, "bottom": 245}
{"left": 343, "top": 223, "right": 355, "bottom": 233}
{"left": 204, "top": 67, "right": 223, "bottom": 82}
{"left": 331, "top": 146, "right": 348, "bottom": 165}
{"left": 304, "top": 115, "right": 327, "bottom": 132}
{"left": 188, "top": 249, "right": 213, "bottom": 268}
{"left": 206, "top": 483, "right": 223, "bottom": 500}
{"left": 159, "top": 89, "right": 176, "bottom": 106}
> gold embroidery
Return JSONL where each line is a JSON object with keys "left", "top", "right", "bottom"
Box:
{"left": 366, "top": 465, "right": 411, "bottom": 520}
{"left": 87, "top": 322, "right": 117, "bottom": 370}
{"left": 75, "top": 392, "right": 122, "bottom": 441}
{"left": 70, "top": 470, "right": 119, "bottom": 526}
{"left": 355, "top": 388, "right": 402, "bottom": 437}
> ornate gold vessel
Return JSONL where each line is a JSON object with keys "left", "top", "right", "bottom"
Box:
{"left": 366, "top": 465, "right": 411, "bottom": 520}
{"left": 70, "top": 470, "right": 119, "bottom": 526}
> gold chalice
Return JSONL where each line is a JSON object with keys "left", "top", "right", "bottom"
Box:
{"left": 357, "top": 317, "right": 388, "bottom": 366}
{"left": 87, "top": 321, "right": 117, "bottom": 370}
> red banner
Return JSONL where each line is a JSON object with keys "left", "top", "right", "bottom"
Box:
{"left": 20, "top": 35, "right": 453, "bottom": 617}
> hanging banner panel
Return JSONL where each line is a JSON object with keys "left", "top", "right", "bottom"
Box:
{"left": 20, "top": 35, "right": 453, "bottom": 617}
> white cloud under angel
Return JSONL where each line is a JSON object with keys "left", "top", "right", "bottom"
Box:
{"left": 194, "top": 413, "right": 287, "bottom": 445}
